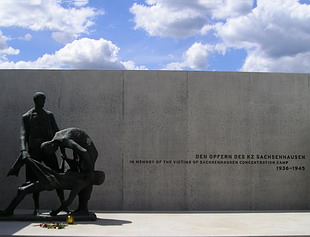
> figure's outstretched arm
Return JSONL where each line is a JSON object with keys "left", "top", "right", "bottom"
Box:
{"left": 50, "top": 113, "right": 60, "bottom": 134}
{"left": 63, "top": 139, "right": 94, "bottom": 173}
{"left": 20, "top": 117, "right": 30, "bottom": 159}
{"left": 60, "top": 145, "right": 68, "bottom": 162}
{"left": 63, "top": 139, "right": 87, "bottom": 153}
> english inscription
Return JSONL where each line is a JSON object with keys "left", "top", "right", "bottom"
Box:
{"left": 129, "top": 153, "right": 306, "bottom": 171}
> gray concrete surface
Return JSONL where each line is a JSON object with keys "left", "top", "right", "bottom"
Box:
{"left": 0, "top": 70, "right": 310, "bottom": 211}
{"left": 123, "top": 71, "right": 188, "bottom": 210}
{"left": 0, "top": 212, "right": 310, "bottom": 236}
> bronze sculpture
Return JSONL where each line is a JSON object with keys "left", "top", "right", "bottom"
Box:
{"left": 2, "top": 127, "right": 104, "bottom": 218}
{"left": 2, "top": 91, "right": 104, "bottom": 219}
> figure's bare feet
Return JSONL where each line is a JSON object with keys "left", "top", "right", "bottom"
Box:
{"left": 32, "top": 209, "right": 39, "bottom": 216}
{"left": 63, "top": 207, "right": 71, "bottom": 213}
{"left": 50, "top": 210, "right": 58, "bottom": 216}
{"left": 73, "top": 209, "right": 89, "bottom": 215}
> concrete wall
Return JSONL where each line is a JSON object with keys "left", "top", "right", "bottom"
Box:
{"left": 0, "top": 70, "right": 309, "bottom": 211}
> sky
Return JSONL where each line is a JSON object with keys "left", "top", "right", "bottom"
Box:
{"left": 0, "top": 0, "right": 310, "bottom": 72}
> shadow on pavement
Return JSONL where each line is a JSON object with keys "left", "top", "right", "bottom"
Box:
{"left": 79, "top": 218, "right": 132, "bottom": 226}
{"left": 0, "top": 222, "right": 32, "bottom": 236}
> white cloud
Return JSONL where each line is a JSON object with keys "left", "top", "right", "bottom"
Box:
{"left": 56, "top": 38, "right": 125, "bottom": 69}
{"left": 217, "top": 0, "right": 310, "bottom": 56}
{"left": 72, "top": 0, "right": 89, "bottom": 7}
{"left": 130, "top": 2, "right": 208, "bottom": 38}
{"left": 216, "top": 0, "right": 310, "bottom": 72}
{"left": 165, "top": 42, "right": 212, "bottom": 70}
{"left": 0, "top": 0, "right": 102, "bottom": 44}
{"left": 211, "top": 0, "right": 254, "bottom": 19}
{"left": 52, "top": 32, "right": 78, "bottom": 44}
{"left": 19, "top": 34, "right": 33, "bottom": 41}
{"left": 122, "top": 60, "right": 148, "bottom": 70}
{"left": 0, "top": 31, "right": 20, "bottom": 61}
{"left": 241, "top": 50, "right": 310, "bottom": 73}
{"left": 130, "top": 0, "right": 253, "bottom": 38}
{"left": 0, "top": 38, "right": 144, "bottom": 70}
{"left": 131, "top": 0, "right": 310, "bottom": 73}
{"left": 0, "top": 32, "right": 10, "bottom": 50}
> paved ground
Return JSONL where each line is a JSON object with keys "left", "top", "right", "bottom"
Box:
{"left": 0, "top": 211, "right": 310, "bottom": 236}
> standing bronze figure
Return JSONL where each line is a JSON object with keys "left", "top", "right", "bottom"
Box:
{"left": 17, "top": 92, "right": 65, "bottom": 215}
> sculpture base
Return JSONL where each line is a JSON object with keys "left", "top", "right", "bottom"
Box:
{"left": 0, "top": 211, "right": 97, "bottom": 222}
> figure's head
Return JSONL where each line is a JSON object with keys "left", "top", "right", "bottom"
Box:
{"left": 33, "top": 92, "right": 46, "bottom": 109}
{"left": 41, "top": 140, "right": 58, "bottom": 155}
{"left": 92, "top": 171, "right": 105, "bottom": 185}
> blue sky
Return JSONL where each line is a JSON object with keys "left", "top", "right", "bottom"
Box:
{"left": 0, "top": 0, "right": 309, "bottom": 72}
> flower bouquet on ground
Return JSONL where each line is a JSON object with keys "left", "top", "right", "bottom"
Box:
{"left": 39, "top": 222, "right": 68, "bottom": 229}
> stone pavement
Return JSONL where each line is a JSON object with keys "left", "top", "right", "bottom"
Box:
{"left": 0, "top": 211, "right": 310, "bottom": 236}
